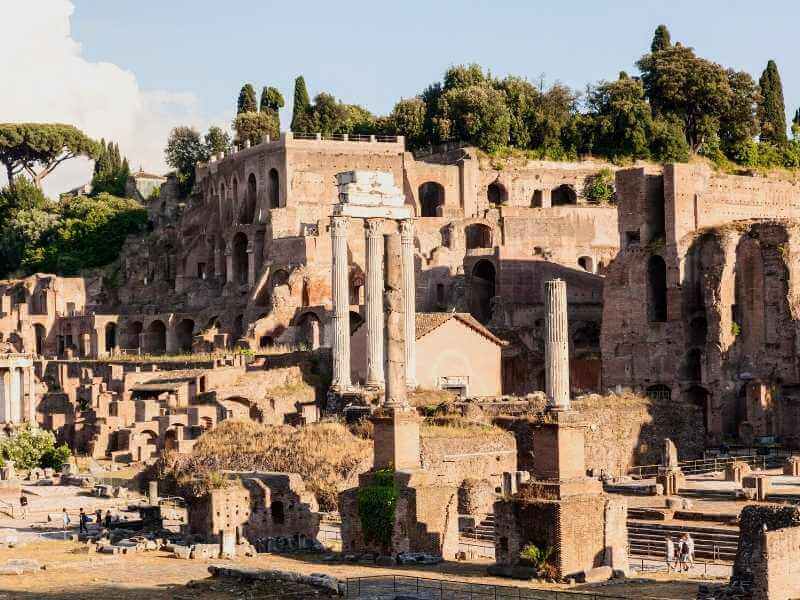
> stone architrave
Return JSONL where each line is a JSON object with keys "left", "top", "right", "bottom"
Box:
{"left": 365, "top": 218, "right": 385, "bottom": 388}
{"left": 544, "top": 279, "right": 570, "bottom": 409}
{"left": 400, "top": 219, "right": 417, "bottom": 388}
{"left": 330, "top": 216, "right": 351, "bottom": 389}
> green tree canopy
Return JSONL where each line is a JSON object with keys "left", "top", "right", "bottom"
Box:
{"left": 388, "top": 97, "right": 426, "bottom": 149}
{"left": 91, "top": 139, "right": 130, "bottom": 196}
{"left": 291, "top": 76, "right": 311, "bottom": 132}
{"left": 260, "top": 86, "right": 285, "bottom": 113}
{"left": 233, "top": 111, "right": 279, "bottom": 146}
{"left": 583, "top": 74, "right": 653, "bottom": 159}
{"left": 758, "top": 60, "right": 788, "bottom": 144}
{"left": 165, "top": 126, "right": 204, "bottom": 196}
{"left": 650, "top": 25, "right": 672, "bottom": 52}
{"left": 203, "top": 126, "right": 231, "bottom": 156}
{"left": 237, "top": 83, "right": 258, "bottom": 114}
{"left": 0, "top": 123, "right": 99, "bottom": 190}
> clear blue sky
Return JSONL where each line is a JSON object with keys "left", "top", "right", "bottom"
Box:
{"left": 72, "top": 0, "right": 800, "bottom": 127}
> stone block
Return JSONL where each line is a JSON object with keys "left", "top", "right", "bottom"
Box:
{"left": 579, "top": 566, "right": 613, "bottom": 583}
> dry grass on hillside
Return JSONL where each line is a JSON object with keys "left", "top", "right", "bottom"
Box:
{"left": 421, "top": 418, "right": 508, "bottom": 439}
{"left": 161, "top": 420, "right": 372, "bottom": 511}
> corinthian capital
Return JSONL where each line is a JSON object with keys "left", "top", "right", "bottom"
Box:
{"left": 399, "top": 219, "right": 414, "bottom": 242}
{"left": 365, "top": 218, "right": 384, "bottom": 238}
{"left": 330, "top": 216, "right": 350, "bottom": 237}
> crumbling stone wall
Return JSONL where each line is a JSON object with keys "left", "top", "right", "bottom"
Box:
{"left": 420, "top": 429, "right": 516, "bottom": 487}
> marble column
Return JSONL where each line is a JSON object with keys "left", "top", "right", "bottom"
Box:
{"left": 331, "top": 216, "right": 351, "bottom": 389}
{"left": 544, "top": 278, "right": 570, "bottom": 410}
{"left": 25, "top": 367, "right": 35, "bottom": 425}
{"left": 400, "top": 220, "right": 417, "bottom": 388}
{"left": 224, "top": 243, "right": 233, "bottom": 284}
{"left": 9, "top": 367, "right": 20, "bottom": 423}
{"left": 383, "top": 232, "right": 407, "bottom": 407}
{"left": 0, "top": 370, "right": 9, "bottom": 422}
{"left": 365, "top": 218, "right": 385, "bottom": 387}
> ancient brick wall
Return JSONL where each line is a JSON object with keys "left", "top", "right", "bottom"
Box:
{"left": 419, "top": 429, "right": 516, "bottom": 487}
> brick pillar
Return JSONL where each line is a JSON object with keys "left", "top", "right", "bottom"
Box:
{"left": 365, "top": 218, "right": 385, "bottom": 388}
{"left": 331, "top": 216, "right": 351, "bottom": 389}
{"left": 400, "top": 220, "right": 417, "bottom": 388}
{"left": 224, "top": 243, "right": 233, "bottom": 284}
{"left": 544, "top": 278, "right": 570, "bottom": 410}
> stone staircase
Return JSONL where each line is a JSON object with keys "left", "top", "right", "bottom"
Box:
{"left": 627, "top": 520, "right": 739, "bottom": 562}
{"left": 459, "top": 514, "right": 495, "bottom": 543}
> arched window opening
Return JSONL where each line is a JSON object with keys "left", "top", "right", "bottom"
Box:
{"left": 175, "top": 319, "right": 195, "bottom": 353}
{"left": 470, "top": 260, "right": 496, "bottom": 325}
{"left": 268, "top": 169, "right": 280, "bottom": 209}
{"left": 259, "top": 335, "right": 274, "bottom": 348}
{"left": 270, "top": 500, "right": 285, "bottom": 525}
{"left": 240, "top": 173, "right": 256, "bottom": 224}
{"left": 647, "top": 255, "right": 668, "bottom": 322}
{"left": 232, "top": 177, "right": 239, "bottom": 207}
{"left": 531, "top": 190, "right": 543, "bottom": 208}
{"left": 465, "top": 224, "right": 493, "bottom": 250}
{"left": 34, "top": 324, "right": 46, "bottom": 356}
{"left": 551, "top": 184, "right": 577, "bottom": 206}
{"left": 104, "top": 323, "right": 117, "bottom": 354}
{"left": 578, "top": 256, "right": 594, "bottom": 273}
{"left": 419, "top": 182, "right": 444, "bottom": 217}
{"left": 685, "top": 386, "right": 710, "bottom": 435}
{"left": 487, "top": 182, "right": 507, "bottom": 206}
{"left": 145, "top": 320, "right": 167, "bottom": 354}
{"left": 232, "top": 233, "right": 249, "bottom": 285}
{"left": 125, "top": 321, "right": 143, "bottom": 350}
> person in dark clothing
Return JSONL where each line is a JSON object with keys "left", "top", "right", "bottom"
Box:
{"left": 95, "top": 509, "right": 102, "bottom": 525}
{"left": 104, "top": 510, "right": 112, "bottom": 529}
{"left": 78, "top": 508, "right": 88, "bottom": 534}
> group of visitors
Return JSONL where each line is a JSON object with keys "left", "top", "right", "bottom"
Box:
{"left": 62, "top": 507, "right": 114, "bottom": 534}
{"left": 665, "top": 533, "right": 695, "bottom": 571}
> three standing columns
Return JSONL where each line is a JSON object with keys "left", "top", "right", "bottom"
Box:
{"left": 330, "top": 215, "right": 417, "bottom": 391}
{"left": 544, "top": 278, "right": 570, "bottom": 410}
{"left": 331, "top": 216, "right": 351, "bottom": 389}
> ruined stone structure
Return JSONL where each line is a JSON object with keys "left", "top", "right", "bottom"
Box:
{"left": 493, "top": 279, "right": 627, "bottom": 580}
{"left": 602, "top": 163, "right": 800, "bottom": 448}
{"left": 188, "top": 471, "right": 321, "bottom": 549}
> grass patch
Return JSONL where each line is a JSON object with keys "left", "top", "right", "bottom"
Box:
{"left": 159, "top": 419, "right": 371, "bottom": 511}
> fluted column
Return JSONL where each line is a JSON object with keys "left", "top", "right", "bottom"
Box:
{"left": 8, "top": 367, "right": 20, "bottom": 423}
{"left": 400, "top": 220, "right": 417, "bottom": 388}
{"left": 365, "top": 219, "right": 385, "bottom": 387}
{"left": 544, "top": 278, "right": 570, "bottom": 410}
{"left": 384, "top": 232, "right": 407, "bottom": 407}
{"left": 331, "top": 216, "right": 351, "bottom": 389}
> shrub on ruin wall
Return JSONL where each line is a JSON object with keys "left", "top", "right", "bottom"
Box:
{"left": 356, "top": 468, "right": 397, "bottom": 551}
{"left": 159, "top": 419, "right": 371, "bottom": 511}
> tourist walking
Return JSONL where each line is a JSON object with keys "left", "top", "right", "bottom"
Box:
{"left": 104, "top": 509, "right": 112, "bottom": 529}
{"left": 685, "top": 533, "right": 695, "bottom": 570}
{"left": 61, "top": 508, "right": 71, "bottom": 539}
{"left": 18, "top": 494, "right": 27, "bottom": 520}
{"left": 78, "top": 508, "right": 88, "bottom": 534}
{"left": 95, "top": 509, "right": 102, "bottom": 526}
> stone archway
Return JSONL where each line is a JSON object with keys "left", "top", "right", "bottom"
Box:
{"left": 268, "top": 169, "right": 280, "bottom": 208}
{"left": 145, "top": 320, "right": 166, "bottom": 354}
{"left": 419, "top": 182, "right": 444, "bottom": 217}
{"left": 487, "top": 182, "right": 507, "bottom": 206}
{"left": 175, "top": 318, "right": 195, "bottom": 353}
{"left": 232, "top": 232, "right": 248, "bottom": 285}
{"left": 551, "top": 184, "right": 577, "bottom": 206}
{"left": 470, "top": 260, "right": 496, "bottom": 325}
{"left": 465, "top": 224, "right": 493, "bottom": 249}
{"left": 104, "top": 323, "right": 117, "bottom": 354}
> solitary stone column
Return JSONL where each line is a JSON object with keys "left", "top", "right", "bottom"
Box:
{"left": 544, "top": 278, "right": 570, "bottom": 410}
{"left": 400, "top": 220, "right": 417, "bottom": 388}
{"left": 214, "top": 248, "right": 222, "bottom": 279}
{"left": 383, "top": 232, "right": 407, "bottom": 407}
{"left": 365, "top": 219, "right": 385, "bottom": 387}
{"left": 246, "top": 242, "right": 256, "bottom": 289}
{"left": 224, "top": 243, "right": 233, "bottom": 284}
{"left": 331, "top": 216, "right": 351, "bottom": 389}
{"left": 8, "top": 368, "right": 20, "bottom": 423}
{"left": 1, "top": 370, "right": 10, "bottom": 422}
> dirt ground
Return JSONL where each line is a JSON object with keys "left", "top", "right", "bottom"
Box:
{"left": 0, "top": 539, "right": 717, "bottom": 599}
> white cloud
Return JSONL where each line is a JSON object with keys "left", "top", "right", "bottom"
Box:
{"left": 0, "top": 0, "right": 213, "bottom": 197}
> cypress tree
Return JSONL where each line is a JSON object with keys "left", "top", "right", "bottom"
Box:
{"left": 758, "top": 60, "right": 788, "bottom": 144}
{"left": 291, "top": 76, "right": 311, "bottom": 132}
{"left": 237, "top": 84, "right": 258, "bottom": 114}
{"left": 259, "top": 86, "right": 285, "bottom": 113}
{"left": 93, "top": 139, "right": 107, "bottom": 174}
{"left": 650, "top": 25, "right": 671, "bottom": 52}
{"left": 792, "top": 108, "right": 800, "bottom": 140}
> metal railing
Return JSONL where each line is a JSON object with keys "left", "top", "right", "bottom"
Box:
{"left": 627, "top": 452, "right": 789, "bottom": 479}
{"left": 344, "top": 575, "right": 679, "bottom": 599}
{"left": 290, "top": 132, "right": 399, "bottom": 143}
